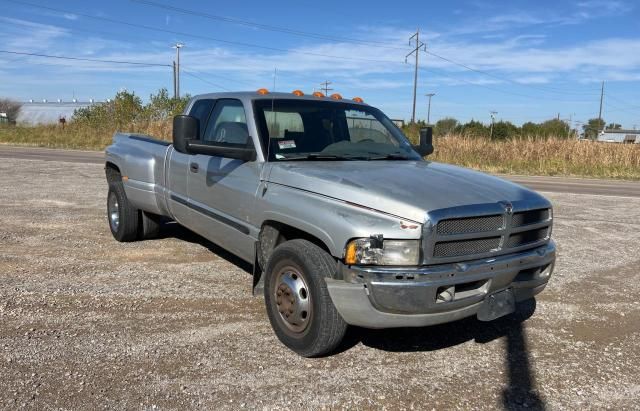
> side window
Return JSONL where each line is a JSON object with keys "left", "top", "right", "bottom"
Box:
{"left": 203, "top": 100, "right": 249, "bottom": 145}
{"left": 188, "top": 99, "right": 215, "bottom": 139}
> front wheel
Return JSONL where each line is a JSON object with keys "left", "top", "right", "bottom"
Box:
{"left": 264, "top": 239, "right": 347, "bottom": 357}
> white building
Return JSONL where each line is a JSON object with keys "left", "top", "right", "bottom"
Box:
{"left": 16, "top": 101, "right": 93, "bottom": 125}
{"left": 597, "top": 129, "right": 640, "bottom": 144}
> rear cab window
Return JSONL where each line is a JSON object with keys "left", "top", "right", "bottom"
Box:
{"left": 188, "top": 99, "right": 215, "bottom": 139}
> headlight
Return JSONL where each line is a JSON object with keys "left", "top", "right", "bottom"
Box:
{"left": 344, "top": 237, "right": 420, "bottom": 266}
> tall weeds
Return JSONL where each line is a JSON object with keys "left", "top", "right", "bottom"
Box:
{"left": 1, "top": 124, "right": 638, "bottom": 179}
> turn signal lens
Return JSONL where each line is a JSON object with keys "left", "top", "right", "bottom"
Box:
{"left": 352, "top": 96, "right": 364, "bottom": 103}
{"left": 312, "top": 91, "right": 325, "bottom": 98}
{"left": 292, "top": 89, "right": 304, "bottom": 96}
{"left": 330, "top": 93, "right": 343, "bottom": 100}
{"left": 345, "top": 241, "right": 358, "bottom": 265}
{"left": 257, "top": 88, "right": 269, "bottom": 95}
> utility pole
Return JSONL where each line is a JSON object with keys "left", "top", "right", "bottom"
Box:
{"left": 172, "top": 61, "right": 177, "bottom": 99}
{"left": 489, "top": 111, "right": 498, "bottom": 139}
{"left": 172, "top": 43, "right": 184, "bottom": 98}
{"left": 425, "top": 93, "right": 435, "bottom": 124}
{"left": 406, "top": 29, "right": 425, "bottom": 124}
{"left": 319, "top": 80, "right": 333, "bottom": 96}
{"left": 597, "top": 80, "right": 604, "bottom": 132}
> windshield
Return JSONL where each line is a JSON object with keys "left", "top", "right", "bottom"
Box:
{"left": 253, "top": 99, "right": 422, "bottom": 161}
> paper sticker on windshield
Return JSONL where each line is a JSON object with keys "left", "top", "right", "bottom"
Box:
{"left": 278, "top": 140, "right": 296, "bottom": 149}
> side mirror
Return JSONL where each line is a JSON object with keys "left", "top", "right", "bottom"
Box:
{"left": 173, "top": 115, "right": 199, "bottom": 154}
{"left": 414, "top": 127, "right": 434, "bottom": 157}
{"left": 186, "top": 141, "right": 257, "bottom": 162}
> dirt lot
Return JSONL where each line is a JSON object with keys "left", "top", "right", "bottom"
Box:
{"left": 1, "top": 158, "right": 639, "bottom": 410}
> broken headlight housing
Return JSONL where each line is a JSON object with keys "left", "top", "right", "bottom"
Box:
{"left": 344, "top": 236, "right": 420, "bottom": 266}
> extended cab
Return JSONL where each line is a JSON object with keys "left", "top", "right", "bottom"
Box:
{"left": 104, "top": 90, "right": 556, "bottom": 357}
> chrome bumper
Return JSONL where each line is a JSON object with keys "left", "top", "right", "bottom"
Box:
{"left": 326, "top": 241, "right": 555, "bottom": 329}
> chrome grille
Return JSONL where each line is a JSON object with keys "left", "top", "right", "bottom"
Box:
{"left": 512, "top": 209, "right": 550, "bottom": 227}
{"left": 433, "top": 237, "right": 501, "bottom": 258}
{"left": 424, "top": 204, "right": 553, "bottom": 264}
{"left": 436, "top": 215, "right": 503, "bottom": 235}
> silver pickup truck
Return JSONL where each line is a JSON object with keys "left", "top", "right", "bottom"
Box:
{"left": 105, "top": 90, "right": 555, "bottom": 357}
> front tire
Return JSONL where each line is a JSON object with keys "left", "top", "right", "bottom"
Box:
{"left": 264, "top": 239, "right": 348, "bottom": 357}
{"left": 107, "top": 181, "right": 139, "bottom": 242}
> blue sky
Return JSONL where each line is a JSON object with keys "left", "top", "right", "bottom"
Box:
{"left": 1, "top": 0, "right": 639, "bottom": 128}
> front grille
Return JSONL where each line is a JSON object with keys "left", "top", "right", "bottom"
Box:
{"left": 506, "top": 227, "right": 549, "bottom": 248}
{"left": 425, "top": 205, "right": 552, "bottom": 263}
{"left": 436, "top": 215, "right": 503, "bottom": 235}
{"left": 433, "top": 237, "right": 501, "bottom": 258}
{"left": 512, "top": 208, "right": 550, "bottom": 227}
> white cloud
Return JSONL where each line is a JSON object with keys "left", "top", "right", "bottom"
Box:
{"left": 0, "top": 17, "right": 69, "bottom": 51}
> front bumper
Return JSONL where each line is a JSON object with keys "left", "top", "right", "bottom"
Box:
{"left": 327, "top": 241, "right": 555, "bottom": 329}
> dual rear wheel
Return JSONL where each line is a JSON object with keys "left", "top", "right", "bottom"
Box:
{"left": 107, "top": 180, "right": 161, "bottom": 242}
{"left": 107, "top": 179, "right": 347, "bottom": 357}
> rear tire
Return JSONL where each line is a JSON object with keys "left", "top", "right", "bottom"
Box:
{"left": 264, "top": 239, "right": 347, "bottom": 357}
{"left": 107, "top": 181, "right": 139, "bottom": 242}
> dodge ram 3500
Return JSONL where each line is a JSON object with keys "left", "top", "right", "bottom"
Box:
{"left": 105, "top": 90, "right": 555, "bottom": 357}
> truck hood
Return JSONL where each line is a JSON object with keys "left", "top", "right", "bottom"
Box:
{"left": 267, "top": 161, "right": 549, "bottom": 223}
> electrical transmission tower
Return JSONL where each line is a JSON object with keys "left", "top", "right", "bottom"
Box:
{"left": 406, "top": 29, "right": 425, "bottom": 124}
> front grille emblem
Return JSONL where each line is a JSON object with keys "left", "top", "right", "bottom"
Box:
{"left": 502, "top": 201, "right": 514, "bottom": 215}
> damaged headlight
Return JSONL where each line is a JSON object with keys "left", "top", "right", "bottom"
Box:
{"left": 344, "top": 236, "right": 420, "bottom": 266}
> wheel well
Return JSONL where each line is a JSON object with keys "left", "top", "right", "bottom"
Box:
{"left": 258, "top": 221, "right": 334, "bottom": 270}
{"left": 105, "top": 162, "right": 121, "bottom": 183}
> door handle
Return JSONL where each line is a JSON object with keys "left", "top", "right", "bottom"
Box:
{"left": 190, "top": 162, "right": 199, "bottom": 173}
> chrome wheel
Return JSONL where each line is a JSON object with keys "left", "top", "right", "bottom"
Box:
{"left": 274, "top": 266, "right": 311, "bottom": 333}
{"left": 108, "top": 191, "right": 120, "bottom": 232}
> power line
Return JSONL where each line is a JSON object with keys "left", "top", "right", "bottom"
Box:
{"left": 3, "top": 0, "right": 629, "bottom": 109}
{"left": 606, "top": 94, "right": 640, "bottom": 110}
{"left": 181, "top": 69, "right": 232, "bottom": 91}
{"left": 132, "top": 0, "right": 603, "bottom": 98}
{"left": 0, "top": 50, "right": 170, "bottom": 67}
{"left": 4, "top": 0, "right": 401, "bottom": 65}
{"left": 130, "top": 0, "right": 409, "bottom": 51}
{"left": 424, "top": 50, "right": 600, "bottom": 96}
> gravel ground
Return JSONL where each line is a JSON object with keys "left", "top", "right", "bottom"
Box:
{"left": 1, "top": 158, "right": 639, "bottom": 410}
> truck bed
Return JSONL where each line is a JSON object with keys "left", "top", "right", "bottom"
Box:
{"left": 105, "top": 132, "right": 173, "bottom": 217}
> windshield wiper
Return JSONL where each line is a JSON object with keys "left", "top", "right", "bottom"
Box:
{"left": 280, "top": 154, "right": 370, "bottom": 161}
{"left": 367, "top": 153, "right": 412, "bottom": 160}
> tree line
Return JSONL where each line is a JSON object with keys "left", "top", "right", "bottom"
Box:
{"left": 405, "top": 117, "right": 615, "bottom": 140}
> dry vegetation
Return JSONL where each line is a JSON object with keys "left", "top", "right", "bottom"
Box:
{"left": 432, "top": 134, "right": 640, "bottom": 179}
{"left": 0, "top": 121, "right": 172, "bottom": 150}
{"left": 1, "top": 122, "right": 639, "bottom": 180}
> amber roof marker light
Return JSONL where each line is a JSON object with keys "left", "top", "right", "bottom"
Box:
{"left": 352, "top": 97, "right": 364, "bottom": 103}
{"left": 330, "top": 93, "right": 343, "bottom": 100}
{"left": 312, "top": 91, "right": 325, "bottom": 98}
{"left": 292, "top": 89, "right": 304, "bottom": 96}
{"left": 256, "top": 88, "right": 269, "bottom": 95}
